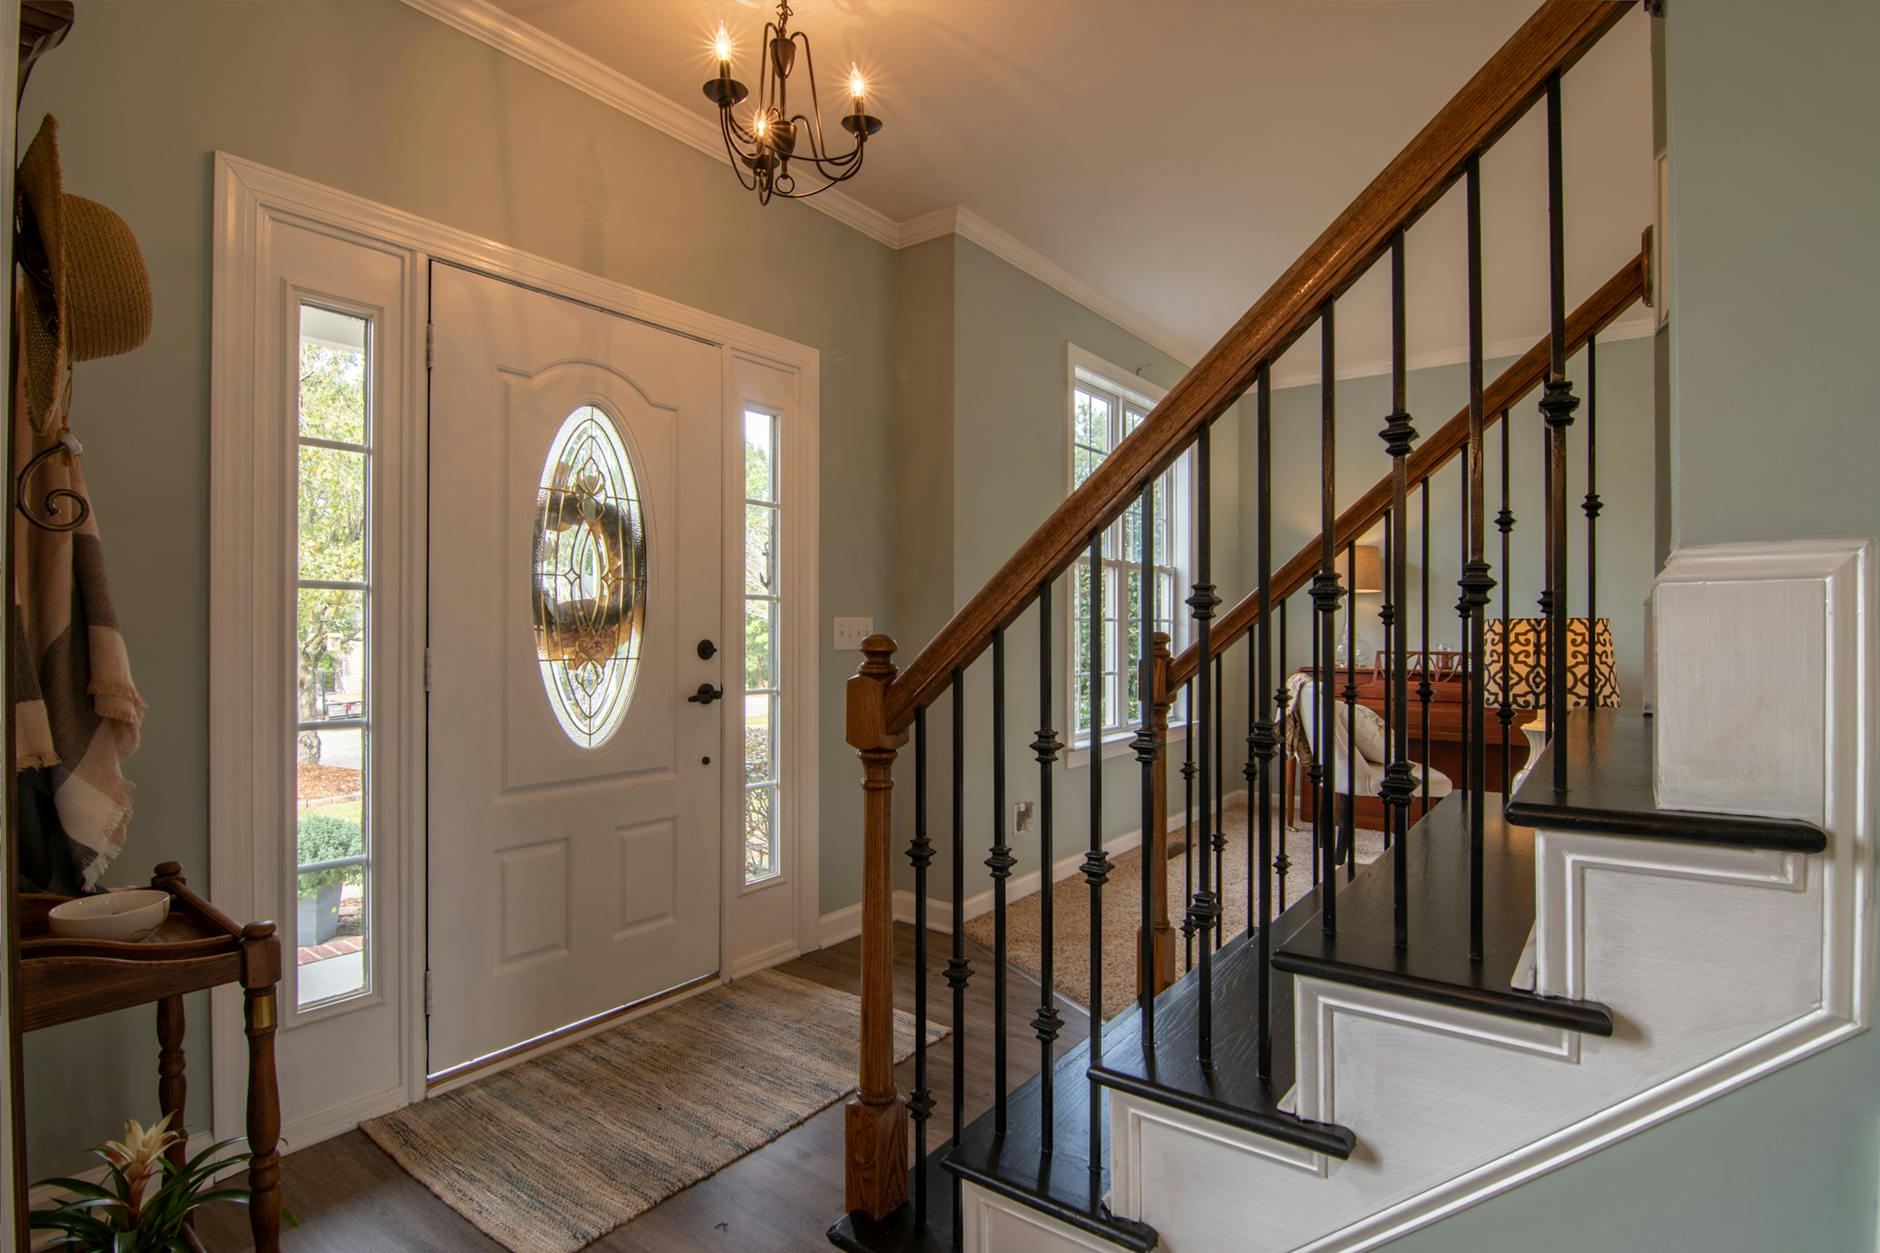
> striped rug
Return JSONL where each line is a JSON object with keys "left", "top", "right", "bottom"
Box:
{"left": 364, "top": 969, "right": 941, "bottom": 1252}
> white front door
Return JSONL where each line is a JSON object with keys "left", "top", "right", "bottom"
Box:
{"left": 426, "top": 264, "right": 724, "bottom": 1076}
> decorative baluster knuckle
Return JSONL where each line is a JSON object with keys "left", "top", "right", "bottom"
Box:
{"left": 1031, "top": 727, "right": 1062, "bottom": 765}
{"left": 1459, "top": 559, "right": 1496, "bottom": 611}
{"left": 1309, "top": 569, "right": 1345, "bottom": 614}
{"left": 1582, "top": 490, "right": 1604, "bottom": 520}
{"left": 984, "top": 845, "right": 1017, "bottom": 878}
{"left": 1186, "top": 581, "right": 1220, "bottom": 620}
{"left": 1379, "top": 407, "right": 1419, "bottom": 458}
{"left": 1496, "top": 506, "right": 1516, "bottom": 535}
{"left": 1030, "top": 1006, "right": 1064, "bottom": 1045}
{"left": 943, "top": 954, "right": 974, "bottom": 991}
{"left": 1539, "top": 375, "right": 1580, "bottom": 429}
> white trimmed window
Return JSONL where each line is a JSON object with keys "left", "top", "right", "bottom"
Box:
{"left": 1067, "top": 348, "right": 1191, "bottom": 756}
{"left": 742, "top": 408, "right": 782, "bottom": 885}
{"left": 293, "top": 303, "right": 375, "bottom": 1009}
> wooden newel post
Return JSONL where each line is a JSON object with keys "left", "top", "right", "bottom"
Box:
{"left": 844, "top": 634, "right": 910, "bottom": 1219}
{"left": 1147, "top": 633, "right": 1178, "bottom": 994}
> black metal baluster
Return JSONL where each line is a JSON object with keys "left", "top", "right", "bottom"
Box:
{"left": 908, "top": 708, "right": 934, "bottom": 1228}
{"left": 1252, "top": 361, "right": 1277, "bottom": 1077}
{"left": 1244, "top": 632, "right": 1258, "bottom": 934}
{"left": 988, "top": 629, "right": 1013, "bottom": 1133}
{"left": 1187, "top": 423, "right": 1219, "bottom": 1060}
{"left": 1309, "top": 583, "right": 1321, "bottom": 889}
{"left": 1456, "top": 452, "right": 1471, "bottom": 801}
{"left": 1313, "top": 304, "right": 1343, "bottom": 931}
{"left": 1276, "top": 598, "right": 1291, "bottom": 904}
{"left": 1540, "top": 73, "right": 1580, "bottom": 792}
{"left": 1181, "top": 680, "right": 1195, "bottom": 969}
{"left": 1033, "top": 583, "right": 1062, "bottom": 1151}
{"left": 1343, "top": 542, "right": 1358, "bottom": 880}
{"left": 1497, "top": 409, "right": 1515, "bottom": 801}
{"left": 1584, "top": 336, "right": 1600, "bottom": 639}
{"left": 1380, "top": 229, "right": 1417, "bottom": 949}
{"left": 1419, "top": 481, "right": 1433, "bottom": 814}
{"left": 1213, "top": 652, "right": 1226, "bottom": 948}
{"left": 1462, "top": 155, "right": 1495, "bottom": 963}
{"left": 1081, "top": 534, "right": 1109, "bottom": 1192}
{"left": 946, "top": 671, "right": 969, "bottom": 1244}
{"left": 1380, "top": 510, "right": 1394, "bottom": 853}
{"left": 1135, "top": 484, "right": 1158, "bottom": 1043}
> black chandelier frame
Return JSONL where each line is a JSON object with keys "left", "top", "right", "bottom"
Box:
{"left": 702, "top": 0, "right": 882, "bottom": 203}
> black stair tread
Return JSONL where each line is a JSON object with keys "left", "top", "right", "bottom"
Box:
{"left": 941, "top": 1037, "right": 1159, "bottom": 1251}
{"left": 1273, "top": 792, "right": 1615, "bottom": 1035}
{"left": 1506, "top": 708, "right": 1828, "bottom": 852}
{"left": 828, "top": 1148, "right": 956, "bottom": 1253}
{"left": 1088, "top": 924, "right": 1356, "bottom": 1158}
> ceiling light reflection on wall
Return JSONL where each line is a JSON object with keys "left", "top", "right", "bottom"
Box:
{"left": 702, "top": 1, "right": 882, "bottom": 204}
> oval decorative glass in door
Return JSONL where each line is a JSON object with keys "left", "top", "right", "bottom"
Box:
{"left": 532, "top": 405, "right": 647, "bottom": 748}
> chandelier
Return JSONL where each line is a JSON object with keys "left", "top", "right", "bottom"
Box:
{"left": 701, "top": 1, "right": 882, "bottom": 203}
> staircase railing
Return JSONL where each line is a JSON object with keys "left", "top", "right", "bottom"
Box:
{"left": 839, "top": 0, "right": 1644, "bottom": 1234}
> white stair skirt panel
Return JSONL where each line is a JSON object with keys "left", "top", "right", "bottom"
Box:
{"left": 979, "top": 540, "right": 1873, "bottom": 1252}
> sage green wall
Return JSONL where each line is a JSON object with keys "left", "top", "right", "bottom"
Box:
{"left": 19, "top": 0, "right": 897, "bottom": 1176}
{"left": 1390, "top": 1, "right": 1880, "bottom": 1247}
{"left": 1248, "top": 337, "right": 1658, "bottom": 710}
{"left": 1667, "top": 0, "right": 1880, "bottom": 549}
{"left": 894, "top": 235, "right": 1251, "bottom": 904}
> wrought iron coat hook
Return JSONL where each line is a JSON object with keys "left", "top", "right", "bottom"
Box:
{"left": 16, "top": 431, "right": 90, "bottom": 533}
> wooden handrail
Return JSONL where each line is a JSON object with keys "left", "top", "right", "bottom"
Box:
{"left": 1167, "top": 245, "right": 1648, "bottom": 691}
{"left": 879, "top": 0, "right": 1634, "bottom": 735}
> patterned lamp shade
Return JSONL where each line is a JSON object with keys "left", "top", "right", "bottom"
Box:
{"left": 1482, "top": 617, "right": 1621, "bottom": 711}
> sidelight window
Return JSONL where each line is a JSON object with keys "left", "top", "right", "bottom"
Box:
{"left": 294, "top": 304, "right": 374, "bottom": 1008}
{"left": 743, "top": 408, "right": 782, "bottom": 884}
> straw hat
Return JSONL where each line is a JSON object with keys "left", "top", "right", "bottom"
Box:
{"left": 16, "top": 115, "right": 152, "bottom": 431}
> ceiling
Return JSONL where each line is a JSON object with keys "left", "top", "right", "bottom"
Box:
{"left": 458, "top": 0, "right": 1654, "bottom": 374}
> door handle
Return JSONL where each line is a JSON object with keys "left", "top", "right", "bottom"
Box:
{"left": 687, "top": 683, "right": 725, "bottom": 706}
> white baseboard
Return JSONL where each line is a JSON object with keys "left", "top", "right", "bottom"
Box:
{"left": 815, "top": 790, "right": 1246, "bottom": 948}
{"left": 726, "top": 937, "right": 803, "bottom": 980}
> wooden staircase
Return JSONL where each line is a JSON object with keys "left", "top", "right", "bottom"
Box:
{"left": 829, "top": 2, "right": 1871, "bottom": 1249}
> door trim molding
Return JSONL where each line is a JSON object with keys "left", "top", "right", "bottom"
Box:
{"left": 209, "top": 153, "right": 821, "bottom": 1148}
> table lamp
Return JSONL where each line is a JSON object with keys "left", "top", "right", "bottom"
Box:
{"left": 1483, "top": 617, "right": 1620, "bottom": 788}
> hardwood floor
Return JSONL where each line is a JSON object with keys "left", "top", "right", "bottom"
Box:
{"left": 194, "top": 925, "right": 1089, "bottom": 1251}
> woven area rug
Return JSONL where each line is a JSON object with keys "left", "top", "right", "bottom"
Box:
{"left": 364, "top": 969, "right": 942, "bottom": 1252}
{"left": 966, "top": 794, "right": 1384, "bottom": 1017}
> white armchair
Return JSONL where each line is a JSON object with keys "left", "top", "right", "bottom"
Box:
{"left": 1284, "top": 673, "right": 1451, "bottom": 829}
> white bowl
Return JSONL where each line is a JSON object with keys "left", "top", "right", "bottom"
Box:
{"left": 48, "top": 889, "right": 171, "bottom": 942}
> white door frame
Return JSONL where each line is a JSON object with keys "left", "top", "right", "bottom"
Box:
{"left": 208, "top": 154, "right": 820, "bottom": 1149}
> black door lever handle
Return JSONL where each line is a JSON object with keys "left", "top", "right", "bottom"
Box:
{"left": 687, "top": 683, "right": 725, "bottom": 706}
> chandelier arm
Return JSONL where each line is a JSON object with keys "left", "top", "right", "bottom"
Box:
{"left": 772, "top": 141, "right": 865, "bottom": 200}
{"left": 720, "top": 110, "right": 762, "bottom": 192}
{"left": 792, "top": 30, "right": 831, "bottom": 157}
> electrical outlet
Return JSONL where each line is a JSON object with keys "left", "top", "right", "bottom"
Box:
{"left": 833, "top": 617, "right": 874, "bottom": 650}
{"left": 1014, "top": 801, "right": 1034, "bottom": 833}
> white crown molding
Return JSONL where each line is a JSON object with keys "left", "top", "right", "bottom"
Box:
{"left": 397, "top": 0, "right": 1646, "bottom": 389}
{"left": 396, "top": 0, "right": 1206, "bottom": 365}
{"left": 396, "top": 0, "right": 901, "bottom": 246}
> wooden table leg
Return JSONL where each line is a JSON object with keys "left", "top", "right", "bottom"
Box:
{"left": 156, "top": 994, "right": 189, "bottom": 1236}
{"left": 241, "top": 922, "right": 283, "bottom": 1253}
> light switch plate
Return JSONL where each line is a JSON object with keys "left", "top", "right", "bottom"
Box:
{"left": 833, "top": 617, "right": 874, "bottom": 651}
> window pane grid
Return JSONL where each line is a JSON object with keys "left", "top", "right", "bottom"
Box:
{"left": 1067, "top": 366, "right": 1191, "bottom": 749}
{"left": 295, "top": 303, "right": 372, "bottom": 1009}
{"left": 743, "top": 409, "right": 782, "bottom": 885}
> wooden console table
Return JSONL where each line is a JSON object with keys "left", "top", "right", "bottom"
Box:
{"left": 20, "top": 862, "right": 283, "bottom": 1252}
{"left": 1292, "top": 657, "right": 1532, "bottom": 828}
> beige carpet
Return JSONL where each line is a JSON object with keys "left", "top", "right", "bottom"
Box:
{"left": 364, "top": 970, "right": 943, "bottom": 1253}
{"left": 966, "top": 795, "right": 1384, "bottom": 1018}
